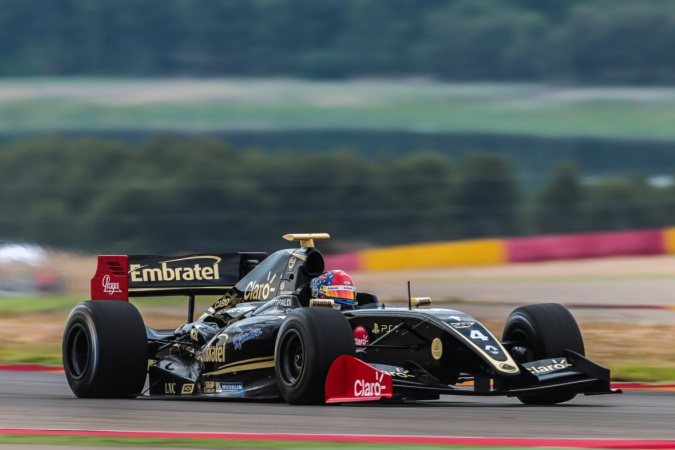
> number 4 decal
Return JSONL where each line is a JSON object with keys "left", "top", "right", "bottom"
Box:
{"left": 470, "top": 329, "right": 489, "bottom": 341}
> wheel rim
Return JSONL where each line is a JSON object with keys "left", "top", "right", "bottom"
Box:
{"left": 66, "top": 323, "right": 90, "bottom": 379}
{"left": 507, "top": 328, "right": 534, "bottom": 364}
{"left": 279, "top": 330, "right": 304, "bottom": 386}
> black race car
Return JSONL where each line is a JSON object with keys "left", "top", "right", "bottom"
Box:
{"left": 63, "top": 233, "right": 618, "bottom": 405}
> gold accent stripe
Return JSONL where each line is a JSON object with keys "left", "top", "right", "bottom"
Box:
{"left": 203, "top": 356, "right": 275, "bottom": 376}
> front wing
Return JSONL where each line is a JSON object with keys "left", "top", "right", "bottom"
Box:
{"left": 325, "top": 351, "right": 619, "bottom": 403}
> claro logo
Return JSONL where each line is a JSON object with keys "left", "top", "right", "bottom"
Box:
{"left": 527, "top": 358, "right": 571, "bottom": 374}
{"left": 354, "top": 371, "right": 386, "bottom": 397}
{"left": 129, "top": 256, "right": 221, "bottom": 283}
{"left": 243, "top": 272, "right": 277, "bottom": 301}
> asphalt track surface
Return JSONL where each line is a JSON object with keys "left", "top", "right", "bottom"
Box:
{"left": 1, "top": 371, "right": 673, "bottom": 443}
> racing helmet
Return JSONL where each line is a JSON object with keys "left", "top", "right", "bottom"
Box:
{"left": 310, "top": 270, "right": 357, "bottom": 310}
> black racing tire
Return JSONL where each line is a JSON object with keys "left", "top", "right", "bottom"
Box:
{"left": 274, "top": 308, "right": 355, "bottom": 405}
{"left": 62, "top": 300, "right": 148, "bottom": 398}
{"left": 503, "top": 303, "right": 585, "bottom": 405}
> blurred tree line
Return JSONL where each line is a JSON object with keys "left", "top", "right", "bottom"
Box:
{"left": 1, "top": 136, "right": 673, "bottom": 254}
{"left": 2, "top": 0, "right": 675, "bottom": 84}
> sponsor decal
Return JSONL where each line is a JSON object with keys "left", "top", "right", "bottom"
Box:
{"left": 213, "top": 294, "right": 236, "bottom": 309}
{"left": 233, "top": 328, "right": 262, "bottom": 350}
{"left": 288, "top": 257, "right": 296, "bottom": 271}
{"left": 372, "top": 323, "right": 395, "bottom": 335}
{"left": 203, "top": 381, "right": 217, "bottom": 394}
{"left": 267, "top": 297, "right": 293, "bottom": 308}
{"left": 189, "top": 328, "right": 199, "bottom": 342}
{"left": 499, "top": 363, "right": 518, "bottom": 372}
{"left": 353, "top": 326, "right": 370, "bottom": 348}
{"left": 201, "top": 381, "right": 244, "bottom": 394}
{"left": 201, "top": 345, "right": 226, "bottom": 363}
{"left": 243, "top": 272, "right": 277, "bottom": 301}
{"left": 102, "top": 275, "right": 122, "bottom": 295}
{"left": 354, "top": 371, "right": 386, "bottom": 397}
{"left": 219, "top": 382, "right": 244, "bottom": 393}
{"left": 225, "top": 306, "right": 254, "bottom": 316}
{"left": 129, "top": 256, "right": 221, "bottom": 283}
{"left": 485, "top": 345, "right": 500, "bottom": 355}
{"left": 181, "top": 384, "right": 195, "bottom": 395}
{"left": 165, "top": 383, "right": 176, "bottom": 394}
{"left": 384, "top": 369, "right": 415, "bottom": 379}
{"left": 450, "top": 322, "right": 474, "bottom": 329}
{"left": 431, "top": 338, "right": 443, "bottom": 360}
{"left": 310, "top": 299, "right": 334, "bottom": 308}
{"left": 527, "top": 358, "right": 571, "bottom": 375}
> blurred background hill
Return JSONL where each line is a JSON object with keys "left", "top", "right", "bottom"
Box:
{"left": 2, "top": 0, "right": 674, "bottom": 84}
{"left": 2, "top": 0, "right": 675, "bottom": 255}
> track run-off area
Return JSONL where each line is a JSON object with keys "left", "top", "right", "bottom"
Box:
{"left": 0, "top": 371, "right": 674, "bottom": 449}
{"left": 3, "top": 255, "right": 675, "bottom": 448}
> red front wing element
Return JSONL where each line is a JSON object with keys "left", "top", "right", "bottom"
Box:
{"left": 90, "top": 255, "right": 129, "bottom": 301}
{"left": 325, "top": 355, "right": 393, "bottom": 403}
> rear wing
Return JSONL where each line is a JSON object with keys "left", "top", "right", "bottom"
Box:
{"left": 91, "top": 252, "right": 267, "bottom": 300}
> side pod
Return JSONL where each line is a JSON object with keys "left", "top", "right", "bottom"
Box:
{"left": 325, "top": 355, "right": 393, "bottom": 404}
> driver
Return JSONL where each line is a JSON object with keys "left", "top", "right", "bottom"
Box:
{"left": 310, "top": 269, "right": 357, "bottom": 310}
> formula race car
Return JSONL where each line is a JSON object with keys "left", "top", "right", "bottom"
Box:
{"left": 63, "top": 233, "right": 618, "bottom": 405}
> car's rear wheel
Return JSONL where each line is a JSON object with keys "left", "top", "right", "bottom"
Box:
{"left": 62, "top": 300, "right": 148, "bottom": 398}
{"left": 275, "top": 308, "right": 355, "bottom": 405}
{"left": 503, "top": 303, "right": 585, "bottom": 405}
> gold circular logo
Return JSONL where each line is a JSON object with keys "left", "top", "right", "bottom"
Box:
{"left": 499, "top": 362, "right": 518, "bottom": 373}
{"left": 431, "top": 338, "right": 443, "bottom": 360}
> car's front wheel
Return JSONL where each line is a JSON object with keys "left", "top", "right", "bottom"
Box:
{"left": 62, "top": 300, "right": 148, "bottom": 398}
{"left": 503, "top": 303, "right": 585, "bottom": 405}
{"left": 274, "top": 308, "right": 355, "bottom": 405}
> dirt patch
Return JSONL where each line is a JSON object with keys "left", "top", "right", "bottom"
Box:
{"left": 579, "top": 322, "right": 675, "bottom": 369}
{"left": 0, "top": 312, "right": 68, "bottom": 347}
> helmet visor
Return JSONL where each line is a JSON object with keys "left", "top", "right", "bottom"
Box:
{"left": 323, "top": 285, "right": 356, "bottom": 301}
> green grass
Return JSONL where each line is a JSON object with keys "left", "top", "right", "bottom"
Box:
{"left": 3, "top": 78, "right": 675, "bottom": 141}
{"left": 611, "top": 366, "right": 675, "bottom": 382}
{"left": 0, "top": 295, "right": 215, "bottom": 314}
{"left": 0, "top": 344, "right": 62, "bottom": 366}
{"left": 0, "top": 296, "right": 82, "bottom": 313}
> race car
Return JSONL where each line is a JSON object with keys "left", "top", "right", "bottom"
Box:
{"left": 62, "top": 233, "right": 618, "bottom": 405}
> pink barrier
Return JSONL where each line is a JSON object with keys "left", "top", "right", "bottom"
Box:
{"left": 324, "top": 252, "right": 361, "bottom": 272}
{"left": 507, "top": 229, "right": 665, "bottom": 263}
